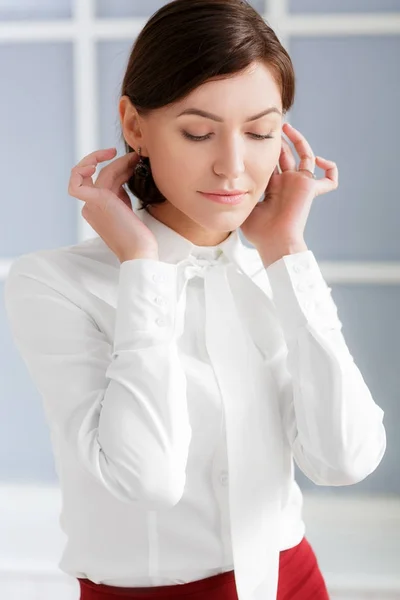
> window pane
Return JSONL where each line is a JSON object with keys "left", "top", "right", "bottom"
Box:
{"left": 97, "top": 0, "right": 266, "bottom": 18}
{"left": 295, "top": 284, "right": 399, "bottom": 495}
{"left": 289, "top": 0, "right": 400, "bottom": 14}
{"left": 97, "top": 0, "right": 166, "bottom": 18}
{"left": 98, "top": 41, "right": 133, "bottom": 153}
{"left": 0, "top": 0, "right": 71, "bottom": 20}
{"left": 249, "top": 0, "right": 266, "bottom": 13}
{"left": 289, "top": 35, "right": 400, "bottom": 261}
{"left": 0, "top": 43, "right": 76, "bottom": 257}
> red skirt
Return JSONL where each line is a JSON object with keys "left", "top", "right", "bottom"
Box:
{"left": 77, "top": 536, "right": 329, "bottom": 599}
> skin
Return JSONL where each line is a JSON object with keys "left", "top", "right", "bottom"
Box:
{"left": 118, "top": 61, "right": 284, "bottom": 247}
{"left": 69, "top": 60, "right": 337, "bottom": 266}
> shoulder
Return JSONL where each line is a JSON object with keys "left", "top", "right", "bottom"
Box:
{"left": 5, "top": 236, "right": 119, "bottom": 304}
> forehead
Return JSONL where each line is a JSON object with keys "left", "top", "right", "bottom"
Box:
{"left": 163, "top": 62, "right": 282, "bottom": 120}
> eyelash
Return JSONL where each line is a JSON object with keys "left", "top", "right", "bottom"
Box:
{"left": 181, "top": 131, "right": 274, "bottom": 142}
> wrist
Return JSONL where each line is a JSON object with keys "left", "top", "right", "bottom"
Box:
{"left": 259, "top": 241, "right": 308, "bottom": 269}
{"left": 119, "top": 253, "right": 159, "bottom": 263}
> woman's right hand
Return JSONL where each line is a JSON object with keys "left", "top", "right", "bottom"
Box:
{"left": 68, "top": 147, "right": 159, "bottom": 263}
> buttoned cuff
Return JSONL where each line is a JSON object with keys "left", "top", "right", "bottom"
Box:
{"left": 114, "top": 259, "right": 178, "bottom": 350}
{"left": 266, "top": 250, "right": 342, "bottom": 341}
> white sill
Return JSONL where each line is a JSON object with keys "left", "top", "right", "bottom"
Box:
{"left": 302, "top": 492, "right": 400, "bottom": 595}
{"left": 1, "top": 484, "right": 400, "bottom": 596}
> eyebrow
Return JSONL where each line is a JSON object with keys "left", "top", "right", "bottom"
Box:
{"left": 177, "top": 107, "right": 282, "bottom": 122}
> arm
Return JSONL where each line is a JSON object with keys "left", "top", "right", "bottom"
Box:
{"left": 264, "top": 250, "right": 386, "bottom": 486}
{"left": 4, "top": 255, "right": 191, "bottom": 509}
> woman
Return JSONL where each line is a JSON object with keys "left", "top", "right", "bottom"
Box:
{"left": 4, "top": 1, "right": 386, "bottom": 599}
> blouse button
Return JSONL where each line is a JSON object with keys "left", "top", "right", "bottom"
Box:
{"left": 152, "top": 273, "right": 166, "bottom": 283}
{"left": 154, "top": 296, "right": 166, "bottom": 306}
{"left": 293, "top": 264, "right": 304, "bottom": 274}
{"left": 155, "top": 317, "right": 167, "bottom": 327}
{"left": 293, "top": 259, "right": 310, "bottom": 273}
{"left": 219, "top": 470, "right": 229, "bottom": 486}
{"left": 296, "top": 281, "right": 309, "bottom": 293}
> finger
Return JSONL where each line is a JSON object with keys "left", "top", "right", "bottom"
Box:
{"left": 95, "top": 151, "right": 139, "bottom": 193}
{"left": 70, "top": 164, "right": 97, "bottom": 189}
{"left": 73, "top": 184, "right": 109, "bottom": 206}
{"left": 68, "top": 166, "right": 106, "bottom": 203}
{"left": 76, "top": 147, "right": 117, "bottom": 168}
{"left": 279, "top": 136, "right": 296, "bottom": 172}
{"left": 72, "top": 149, "right": 118, "bottom": 195}
{"left": 314, "top": 156, "right": 339, "bottom": 196}
{"left": 273, "top": 164, "right": 280, "bottom": 176}
{"left": 282, "top": 123, "right": 315, "bottom": 173}
{"left": 68, "top": 165, "right": 96, "bottom": 198}
{"left": 118, "top": 187, "right": 133, "bottom": 209}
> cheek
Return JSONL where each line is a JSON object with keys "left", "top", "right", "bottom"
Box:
{"left": 247, "top": 143, "right": 280, "bottom": 195}
{"left": 147, "top": 141, "right": 179, "bottom": 179}
{"left": 148, "top": 132, "right": 193, "bottom": 172}
{"left": 162, "top": 143, "right": 207, "bottom": 185}
{"left": 252, "top": 143, "right": 280, "bottom": 176}
{"left": 148, "top": 144, "right": 195, "bottom": 198}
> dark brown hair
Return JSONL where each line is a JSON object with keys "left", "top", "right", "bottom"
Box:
{"left": 120, "top": 0, "right": 296, "bottom": 212}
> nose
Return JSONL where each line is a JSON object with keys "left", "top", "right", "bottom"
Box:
{"left": 213, "top": 137, "right": 245, "bottom": 179}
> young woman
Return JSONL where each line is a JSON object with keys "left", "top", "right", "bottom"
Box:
{"left": 5, "top": 1, "right": 386, "bottom": 599}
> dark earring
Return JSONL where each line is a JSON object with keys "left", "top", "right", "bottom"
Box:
{"left": 135, "top": 146, "right": 150, "bottom": 178}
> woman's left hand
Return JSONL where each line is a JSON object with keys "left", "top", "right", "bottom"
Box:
{"left": 240, "top": 123, "right": 338, "bottom": 265}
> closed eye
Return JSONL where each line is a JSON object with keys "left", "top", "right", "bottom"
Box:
{"left": 181, "top": 131, "right": 274, "bottom": 142}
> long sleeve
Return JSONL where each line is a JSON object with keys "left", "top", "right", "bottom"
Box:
{"left": 265, "top": 250, "right": 386, "bottom": 486}
{"left": 4, "top": 255, "right": 192, "bottom": 509}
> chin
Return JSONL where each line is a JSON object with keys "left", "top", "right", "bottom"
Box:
{"left": 194, "top": 207, "right": 248, "bottom": 231}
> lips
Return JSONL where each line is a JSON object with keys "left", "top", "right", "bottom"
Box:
{"left": 201, "top": 190, "right": 247, "bottom": 195}
{"left": 198, "top": 191, "right": 247, "bottom": 205}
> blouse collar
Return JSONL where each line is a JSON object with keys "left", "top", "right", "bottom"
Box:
{"left": 135, "top": 206, "right": 249, "bottom": 272}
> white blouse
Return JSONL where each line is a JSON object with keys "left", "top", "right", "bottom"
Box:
{"left": 4, "top": 206, "right": 386, "bottom": 600}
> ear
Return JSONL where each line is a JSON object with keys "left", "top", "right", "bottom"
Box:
{"left": 119, "top": 95, "right": 148, "bottom": 155}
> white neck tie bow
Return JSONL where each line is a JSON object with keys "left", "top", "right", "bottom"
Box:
{"left": 175, "top": 255, "right": 284, "bottom": 600}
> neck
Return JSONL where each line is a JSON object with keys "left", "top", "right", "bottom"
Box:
{"left": 146, "top": 202, "right": 232, "bottom": 247}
